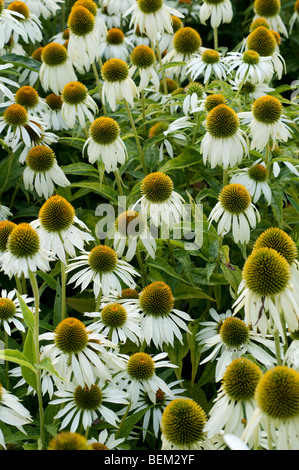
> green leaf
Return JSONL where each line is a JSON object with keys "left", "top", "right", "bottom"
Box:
{"left": 66, "top": 296, "right": 96, "bottom": 314}
{"left": 221, "top": 263, "right": 242, "bottom": 296}
{"left": 164, "top": 335, "right": 189, "bottom": 381}
{"left": 21, "top": 330, "right": 37, "bottom": 391}
{"left": 0, "top": 54, "right": 41, "bottom": 72}
{"left": 36, "top": 271, "right": 57, "bottom": 290}
{"left": 116, "top": 406, "right": 153, "bottom": 439}
{"left": 71, "top": 181, "right": 119, "bottom": 203}
{"left": 159, "top": 147, "right": 201, "bottom": 173}
{"left": 174, "top": 283, "right": 215, "bottom": 301}
{"left": 0, "top": 349, "right": 37, "bottom": 373}
{"left": 15, "top": 291, "right": 35, "bottom": 335}
{"left": 53, "top": 279, "right": 62, "bottom": 328}
{"left": 147, "top": 257, "right": 185, "bottom": 282}
{"left": 36, "top": 357, "right": 64, "bottom": 380}
{"left": 286, "top": 195, "right": 299, "bottom": 215}
{"left": 62, "top": 162, "right": 98, "bottom": 177}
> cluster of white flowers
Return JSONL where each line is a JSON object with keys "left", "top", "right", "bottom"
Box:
{"left": 0, "top": 0, "right": 298, "bottom": 453}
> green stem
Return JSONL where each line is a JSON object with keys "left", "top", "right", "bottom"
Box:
{"left": 4, "top": 332, "right": 9, "bottom": 390}
{"left": 273, "top": 327, "right": 282, "bottom": 366}
{"left": 265, "top": 140, "right": 270, "bottom": 168}
{"left": 114, "top": 169, "right": 124, "bottom": 195}
{"left": 61, "top": 259, "right": 67, "bottom": 322}
{"left": 0, "top": 152, "right": 13, "bottom": 199}
{"left": 136, "top": 245, "right": 147, "bottom": 287}
{"left": 123, "top": 99, "right": 148, "bottom": 174}
{"left": 115, "top": 402, "right": 132, "bottom": 440}
{"left": 213, "top": 27, "right": 218, "bottom": 50}
{"left": 155, "top": 40, "right": 168, "bottom": 95}
{"left": 95, "top": 290, "right": 102, "bottom": 313}
{"left": 92, "top": 61, "right": 107, "bottom": 115}
{"left": 234, "top": 66, "right": 250, "bottom": 101}
{"left": 167, "top": 239, "right": 175, "bottom": 265}
{"left": 141, "top": 90, "right": 147, "bottom": 139}
{"left": 28, "top": 270, "right": 45, "bottom": 450}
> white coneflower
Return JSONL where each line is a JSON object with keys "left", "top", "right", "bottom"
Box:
{"left": 17, "top": 46, "right": 43, "bottom": 89}
{"left": 72, "top": 0, "right": 107, "bottom": 35}
{"left": 160, "top": 397, "right": 207, "bottom": 450}
{"left": 0, "top": 222, "right": 53, "bottom": 279}
{"left": 158, "top": 14, "right": 183, "bottom": 53}
{"left": 0, "top": 383, "right": 32, "bottom": 450}
{"left": 132, "top": 380, "right": 185, "bottom": 441}
{"left": 67, "top": 3, "right": 106, "bottom": 71}
{"left": 245, "top": 25, "right": 286, "bottom": 79}
{"left": 22, "top": 0, "right": 63, "bottom": 20}
{"left": 148, "top": 116, "right": 194, "bottom": 160}
{"left": 105, "top": 0, "right": 134, "bottom": 16}
{"left": 98, "top": 3, "right": 122, "bottom": 29}
{"left": 47, "top": 431, "right": 92, "bottom": 450}
{"left": 229, "top": 79, "right": 275, "bottom": 100}
{"left": 270, "top": 145, "right": 299, "bottom": 178}
{"left": 129, "top": 44, "right": 159, "bottom": 91}
{"left": 113, "top": 210, "right": 156, "bottom": 261}
{"left": 200, "top": 104, "right": 249, "bottom": 169}
{"left": 182, "top": 81, "right": 206, "bottom": 116}
{"left": 223, "top": 50, "right": 274, "bottom": 84}
{"left": 114, "top": 351, "right": 177, "bottom": 407}
{"left": 6, "top": 0, "right": 43, "bottom": 44}
{"left": 204, "top": 358, "right": 263, "bottom": 442}
{"left": 39, "top": 42, "right": 77, "bottom": 95}
{"left": 17, "top": 120, "right": 59, "bottom": 165}
{"left": 51, "top": 27, "right": 70, "bottom": 45}
{"left": 0, "top": 203, "right": 12, "bottom": 222}
{"left": 197, "top": 310, "right": 276, "bottom": 382}
{"left": 0, "top": 288, "right": 33, "bottom": 336}
{"left": 253, "top": 0, "right": 288, "bottom": 37}
{"left": 23, "top": 145, "right": 71, "bottom": 200}
{"left": 126, "top": 24, "right": 151, "bottom": 47}
{"left": 61, "top": 81, "right": 98, "bottom": 129}
{"left": 147, "top": 77, "right": 182, "bottom": 115}
{"left": 31, "top": 195, "right": 94, "bottom": 265}
{"left": 162, "top": 27, "right": 203, "bottom": 80}
{"left": 66, "top": 244, "right": 140, "bottom": 299}
{"left": 191, "top": 90, "right": 227, "bottom": 114}
{"left": 0, "top": 103, "right": 45, "bottom": 153}
{"left": 44, "top": 93, "right": 69, "bottom": 131}
{"left": 136, "top": 281, "right": 192, "bottom": 349}
{"left": 39, "top": 316, "right": 123, "bottom": 386}
{"left": 233, "top": 247, "right": 299, "bottom": 338}
{"left": 124, "top": 0, "right": 184, "bottom": 42}
{"left": 199, "top": 0, "right": 233, "bottom": 28}
{"left": 230, "top": 160, "right": 272, "bottom": 205}
{"left": 0, "top": 220, "right": 16, "bottom": 253}
{"left": 208, "top": 184, "right": 260, "bottom": 244}
{"left": 133, "top": 171, "right": 187, "bottom": 231}
{"left": 85, "top": 300, "right": 143, "bottom": 346}
{"left": 284, "top": 330, "right": 299, "bottom": 370}
{"left": 99, "top": 27, "right": 133, "bottom": 61}
{"left": 1, "top": 85, "right": 49, "bottom": 121}
{"left": 242, "top": 366, "right": 299, "bottom": 450}
{"left": 0, "top": 63, "right": 19, "bottom": 101}
{"left": 290, "top": 0, "right": 299, "bottom": 34}
{"left": 238, "top": 95, "right": 293, "bottom": 152}
{"left": 89, "top": 429, "right": 125, "bottom": 450}
{"left": 83, "top": 116, "right": 127, "bottom": 172}
{"left": 252, "top": 226, "right": 299, "bottom": 301}
{"left": 0, "top": 0, "right": 27, "bottom": 48}
{"left": 101, "top": 57, "right": 139, "bottom": 111}
{"left": 50, "top": 378, "right": 129, "bottom": 431}
{"left": 186, "top": 49, "right": 227, "bottom": 84}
